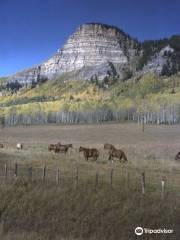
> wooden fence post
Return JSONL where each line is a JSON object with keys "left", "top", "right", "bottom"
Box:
{"left": 28, "top": 167, "right": 32, "bottom": 181}
{"left": 4, "top": 164, "right": 7, "bottom": 180}
{"left": 161, "top": 177, "right": 165, "bottom": 200}
{"left": 95, "top": 171, "right": 99, "bottom": 188}
{"left": 56, "top": 168, "right": 60, "bottom": 184}
{"left": 14, "top": 162, "right": 18, "bottom": 178}
{"left": 75, "top": 166, "right": 79, "bottom": 189}
{"left": 127, "top": 171, "right": 130, "bottom": 189}
{"left": 43, "top": 166, "right": 46, "bottom": 182}
{"left": 141, "top": 172, "right": 145, "bottom": 195}
{"left": 110, "top": 169, "right": 113, "bottom": 187}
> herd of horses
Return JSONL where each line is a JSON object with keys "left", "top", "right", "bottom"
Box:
{"left": 47, "top": 142, "right": 180, "bottom": 162}
{"left": 0, "top": 142, "right": 180, "bottom": 162}
{"left": 47, "top": 142, "right": 128, "bottom": 162}
{"left": 48, "top": 143, "right": 180, "bottom": 162}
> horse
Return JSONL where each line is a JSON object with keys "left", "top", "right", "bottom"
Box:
{"left": 48, "top": 142, "right": 61, "bottom": 152}
{"left": 175, "top": 152, "right": 180, "bottom": 160}
{"left": 108, "top": 147, "right": 127, "bottom": 163}
{"left": 16, "top": 143, "right": 23, "bottom": 150}
{"left": 0, "top": 143, "right": 4, "bottom": 148}
{"left": 79, "top": 146, "right": 99, "bottom": 161}
{"left": 55, "top": 144, "right": 73, "bottom": 154}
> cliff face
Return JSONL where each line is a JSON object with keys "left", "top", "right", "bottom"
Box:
{"left": 7, "top": 67, "right": 41, "bottom": 85}
{"left": 142, "top": 45, "right": 175, "bottom": 75}
{"left": 7, "top": 23, "right": 180, "bottom": 86}
{"left": 40, "top": 23, "right": 139, "bottom": 80}
{"left": 8, "top": 23, "right": 140, "bottom": 84}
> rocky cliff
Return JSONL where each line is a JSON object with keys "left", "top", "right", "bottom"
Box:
{"left": 40, "top": 23, "right": 140, "bottom": 80}
{"left": 7, "top": 23, "right": 180, "bottom": 86}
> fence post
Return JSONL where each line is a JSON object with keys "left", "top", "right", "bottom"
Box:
{"left": 161, "top": 177, "right": 165, "bottom": 200}
{"left": 110, "top": 169, "right": 113, "bottom": 187}
{"left": 28, "top": 167, "right": 32, "bottom": 181}
{"left": 43, "top": 166, "right": 46, "bottom": 182}
{"left": 75, "top": 166, "right": 79, "bottom": 189}
{"left": 56, "top": 168, "right": 60, "bottom": 184}
{"left": 14, "top": 162, "right": 18, "bottom": 178}
{"left": 4, "top": 164, "right": 7, "bottom": 180}
{"left": 95, "top": 171, "right": 99, "bottom": 188}
{"left": 141, "top": 172, "right": 145, "bottom": 195}
{"left": 127, "top": 171, "right": 130, "bottom": 189}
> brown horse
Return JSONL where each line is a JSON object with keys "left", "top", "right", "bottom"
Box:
{"left": 79, "top": 146, "right": 99, "bottom": 161}
{"left": 55, "top": 144, "right": 73, "bottom": 154}
{"left": 108, "top": 147, "right": 127, "bottom": 163}
{"left": 175, "top": 152, "right": 180, "bottom": 160}
{"left": 48, "top": 142, "right": 61, "bottom": 152}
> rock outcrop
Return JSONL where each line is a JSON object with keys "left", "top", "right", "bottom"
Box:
{"left": 8, "top": 23, "right": 140, "bottom": 85}
{"left": 6, "top": 23, "right": 180, "bottom": 86}
{"left": 7, "top": 66, "right": 41, "bottom": 85}
{"left": 143, "top": 45, "right": 174, "bottom": 74}
{"left": 40, "top": 23, "right": 140, "bottom": 80}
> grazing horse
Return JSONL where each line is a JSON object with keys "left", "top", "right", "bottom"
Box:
{"left": 79, "top": 146, "right": 99, "bottom": 161}
{"left": 55, "top": 144, "right": 73, "bottom": 154}
{"left": 108, "top": 147, "right": 127, "bottom": 163}
{"left": 48, "top": 142, "right": 61, "bottom": 152}
{"left": 0, "top": 143, "right": 3, "bottom": 148}
{"left": 16, "top": 143, "right": 23, "bottom": 150}
{"left": 175, "top": 152, "right": 180, "bottom": 160}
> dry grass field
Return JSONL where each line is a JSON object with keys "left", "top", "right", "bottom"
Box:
{"left": 0, "top": 123, "right": 180, "bottom": 188}
{"left": 0, "top": 123, "right": 180, "bottom": 240}
{"left": 1, "top": 123, "right": 180, "bottom": 171}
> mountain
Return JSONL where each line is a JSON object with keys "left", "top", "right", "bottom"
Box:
{"left": 6, "top": 23, "right": 180, "bottom": 87}
{"left": 140, "top": 36, "right": 180, "bottom": 75}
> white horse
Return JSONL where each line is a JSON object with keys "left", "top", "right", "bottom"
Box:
{"left": 16, "top": 143, "right": 23, "bottom": 150}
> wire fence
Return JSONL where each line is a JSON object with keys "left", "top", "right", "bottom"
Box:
{"left": 0, "top": 162, "right": 180, "bottom": 200}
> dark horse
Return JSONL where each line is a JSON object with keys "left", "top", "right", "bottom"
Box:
{"left": 48, "top": 142, "right": 61, "bottom": 152}
{"left": 55, "top": 144, "right": 73, "bottom": 154}
{"left": 79, "top": 146, "right": 99, "bottom": 161}
{"left": 106, "top": 144, "right": 127, "bottom": 163}
{"left": 175, "top": 152, "right": 180, "bottom": 160}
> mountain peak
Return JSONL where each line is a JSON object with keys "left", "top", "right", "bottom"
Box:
{"left": 7, "top": 23, "right": 180, "bottom": 87}
{"left": 80, "top": 22, "right": 127, "bottom": 32}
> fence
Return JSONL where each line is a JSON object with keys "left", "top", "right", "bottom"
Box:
{"left": 0, "top": 162, "right": 180, "bottom": 199}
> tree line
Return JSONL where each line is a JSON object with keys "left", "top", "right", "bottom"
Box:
{"left": 2, "top": 105, "right": 180, "bottom": 126}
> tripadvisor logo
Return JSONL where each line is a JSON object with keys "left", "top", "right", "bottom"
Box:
{"left": 135, "top": 227, "right": 143, "bottom": 236}
{"left": 135, "top": 226, "right": 173, "bottom": 235}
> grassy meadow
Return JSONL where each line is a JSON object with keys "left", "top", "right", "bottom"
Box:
{"left": 0, "top": 123, "right": 180, "bottom": 239}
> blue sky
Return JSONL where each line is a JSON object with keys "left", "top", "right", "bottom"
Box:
{"left": 0, "top": 0, "right": 179, "bottom": 77}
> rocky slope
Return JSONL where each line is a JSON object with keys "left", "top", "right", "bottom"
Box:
{"left": 6, "top": 23, "right": 180, "bottom": 87}
{"left": 40, "top": 23, "right": 140, "bottom": 80}
{"left": 143, "top": 45, "right": 174, "bottom": 74}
